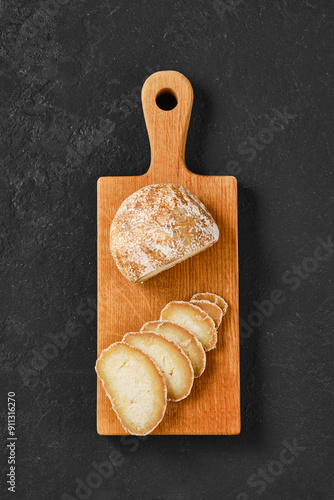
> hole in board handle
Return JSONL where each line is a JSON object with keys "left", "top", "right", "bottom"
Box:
{"left": 156, "top": 89, "right": 178, "bottom": 111}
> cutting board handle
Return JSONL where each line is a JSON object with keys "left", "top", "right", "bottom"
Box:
{"left": 142, "top": 70, "right": 194, "bottom": 178}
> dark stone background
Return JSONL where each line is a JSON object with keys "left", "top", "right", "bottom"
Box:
{"left": 1, "top": 1, "right": 333, "bottom": 499}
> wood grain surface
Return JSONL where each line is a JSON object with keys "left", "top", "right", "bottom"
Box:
{"left": 97, "top": 71, "right": 240, "bottom": 435}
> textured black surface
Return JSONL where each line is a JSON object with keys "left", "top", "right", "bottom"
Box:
{"left": 1, "top": 1, "right": 334, "bottom": 499}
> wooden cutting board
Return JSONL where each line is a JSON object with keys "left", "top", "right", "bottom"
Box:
{"left": 97, "top": 70, "right": 240, "bottom": 435}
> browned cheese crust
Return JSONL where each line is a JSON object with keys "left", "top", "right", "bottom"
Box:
{"left": 110, "top": 184, "right": 219, "bottom": 283}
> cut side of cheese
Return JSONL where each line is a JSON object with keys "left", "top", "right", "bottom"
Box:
{"left": 123, "top": 332, "right": 194, "bottom": 402}
{"left": 140, "top": 320, "right": 206, "bottom": 377}
{"left": 191, "top": 292, "right": 228, "bottom": 317}
{"left": 137, "top": 243, "right": 214, "bottom": 282}
{"left": 95, "top": 342, "right": 167, "bottom": 436}
{"left": 190, "top": 299, "right": 223, "bottom": 328}
{"left": 160, "top": 301, "right": 217, "bottom": 351}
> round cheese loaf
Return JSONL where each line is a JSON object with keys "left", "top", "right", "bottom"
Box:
{"left": 110, "top": 184, "right": 219, "bottom": 283}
